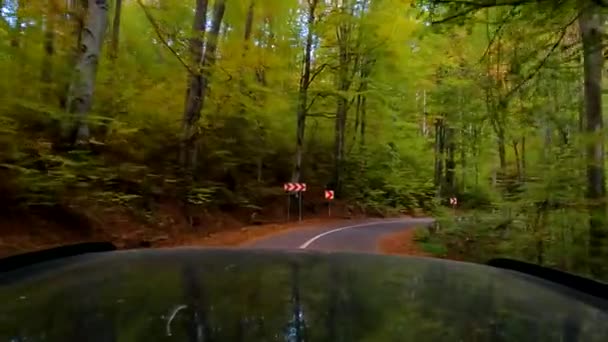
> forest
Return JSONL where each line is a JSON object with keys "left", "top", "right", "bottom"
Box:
{"left": 0, "top": 0, "right": 607, "bottom": 280}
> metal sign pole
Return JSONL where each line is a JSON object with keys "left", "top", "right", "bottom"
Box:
{"left": 299, "top": 192, "right": 303, "bottom": 222}
{"left": 328, "top": 201, "right": 331, "bottom": 217}
{"left": 287, "top": 194, "right": 291, "bottom": 222}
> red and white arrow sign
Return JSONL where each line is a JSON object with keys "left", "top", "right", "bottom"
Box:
{"left": 325, "top": 190, "right": 334, "bottom": 200}
{"left": 283, "top": 183, "right": 307, "bottom": 192}
{"left": 449, "top": 197, "right": 458, "bottom": 206}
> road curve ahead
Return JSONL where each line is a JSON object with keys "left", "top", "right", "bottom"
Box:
{"left": 245, "top": 218, "right": 434, "bottom": 254}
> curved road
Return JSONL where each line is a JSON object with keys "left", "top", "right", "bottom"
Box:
{"left": 245, "top": 218, "right": 434, "bottom": 253}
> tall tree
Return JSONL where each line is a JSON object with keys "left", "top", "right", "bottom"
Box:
{"left": 332, "top": 0, "right": 357, "bottom": 194}
{"left": 180, "top": 0, "right": 209, "bottom": 168}
{"left": 110, "top": 0, "right": 123, "bottom": 59}
{"left": 180, "top": 0, "right": 226, "bottom": 168}
{"left": 578, "top": 0, "right": 606, "bottom": 276}
{"left": 41, "top": 0, "right": 57, "bottom": 98}
{"left": 63, "top": 0, "right": 109, "bottom": 145}
{"left": 292, "top": 0, "right": 319, "bottom": 184}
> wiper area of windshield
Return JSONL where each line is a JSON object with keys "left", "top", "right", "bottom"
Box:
{"left": 488, "top": 258, "right": 608, "bottom": 303}
{"left": 0, "top": 242, "right": 116, "bottom": 273}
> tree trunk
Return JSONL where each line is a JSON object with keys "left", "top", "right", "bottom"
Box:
{"left": 110, "top": 0, "right": 123, "bottom": 59}
{"left": 460, "top": 126, "right": 467, "bottom": 192}
{"left": 180, "top": 0, "right": 208, "bottom": 168}
{"left": 292, "top": 0, "right": 318, "bottom": 184}
{"left": 445, "top": 126, "right": 456, "bottom": 196}
{"left": 181, "top": 0, "right": 226, "bottom": 169}
{"left": 59, "top": 0, "right": 86, "bottom": 109}
{"left": 63, "top": 0, "right": 109, "bottom": 145}
{"left": 243, "top": 1, "right": 255, "bottom": 45}
{"left": 360, "top": 95, "right": 366, "bottom": 147}
{"left": 496, "top": 123, "right": 507, "bottom": 176}
{"left": 238, "top": 0, "right": 255, "bottom": 115}
{"left": 474, "top": 125, "right": 480, "bottom": 186}
{"left": 41, "top": 0, "right": 56, "bottom": 99}
{"left": 332, "top": 8, "right": 353, "bottom": 194}
{"left": 521, "top": 136, "right": 526, "bottom": 181}
{"left": 422, "top": 90, "right": 428, "bottom": 137}
{"left": 513, "top": 140, "right": 521, "bottom": 181}
{"left": 10, "top": 0, "right": 22, "bottom": 48}
{"left": 579, "top": 1, "right": 606, "bottom": 277}
{"left": 434, "top": 118, "right": 444, "bottom": 191}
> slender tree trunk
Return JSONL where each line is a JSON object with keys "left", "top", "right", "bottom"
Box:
{"left": 41, "top": 0, "right": 57, "bottom": 99}
{"left": 460, "top": 127, "right": 466, "bottom": 192}
{"left": 474, "top": 127, "right": 480, "bottom": 186}
{"left": 332, "top": 9, "right": 353, "bottom": 194}
{"left": 10, "top": 0, "right": 22, "bottom": 48}
{"left": 445, "top": 126, "right": 456, "bottom": 196}
{"left": 243, "top": 1, "right": 255, "bottom": 46}
{"left": 513, "top": 140, "right": 521, "bottom": 181}
{"left": 434, "top": 118, "right": 444, "bottom": 191}
{"left": 238, "top": 0, "right": 255, "bottom": 116}
{"left": 180, "top": 0, "right": 208, "bottom": 167}
{"left": 292, "top": 0, "right": 318, "bottom": 184}
{"left": 579, "top": 1, "right": 606, "bottom": 277}
{"left": 422, "top": 90, "right": 428, "bottom": 137}
{"left": 358, "top": 61, "right": 371, "bottom": 151}
{"left": 63, "top": 0, "right": 109, "bottom": 145}
{"left": 110, "top": 0, "right": 123, "bottom": 59}
{"left": 521, "top": 136, "right": 526, "bottom": 181}
{"left": 360, "top": 94, "right": 366, "bottom": 147}
{"left": 496, "top": 122, "right": 506, "bottom": 175}
{"left": 60, "top": 0, "right": 85, "bottom": 109}
{"left": 181, "top": 0, "right": 226, "bottom": 169}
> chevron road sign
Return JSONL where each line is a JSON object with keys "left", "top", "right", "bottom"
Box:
{"left": 283, "top": 183, "right": 307, "bottom": 192}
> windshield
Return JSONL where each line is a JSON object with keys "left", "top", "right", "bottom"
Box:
{"left": 1, "top": 250, "right": 607, "bottom": 341}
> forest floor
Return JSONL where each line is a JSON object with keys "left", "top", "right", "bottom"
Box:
{"left": 377, "top": 227, "right": 432, "bottom": 257}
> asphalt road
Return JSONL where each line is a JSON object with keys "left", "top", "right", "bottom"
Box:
{"left": 245, "top": 218, "right": 434, "bottom": 253}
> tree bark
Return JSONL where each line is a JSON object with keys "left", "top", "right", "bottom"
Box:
{"left": 238, "top": 0, "right": 255, "bottom": 116}
{"left": 445, "top": 126, "right": 456, "bottom": 196}
{"left": 243, "top": 1, "right": 255, "bottom": 45}
{"left": 332, "top": 3, "right": 354, "bottom": 194}
{"left": 513, "top": 140, "right": 521, "bottom": 181}
{"left": 422, "top": 90, "right": 428, "bottom": 137}
{"left": 63, "top": 0, "right": 109, "bottom": 145}
{"left": 521, "top": 136, "right": 526, "bottom": 181}
{"left": 41, "top": 0, "right": 57, "bottom": 99}
{"left": 110, "top": 0, "right": 123, "bottom": 59}
{"left": 10, "top": 0, "right": 22, "bottom": 48}
{"left": 434, "top": 118, "right": 445, "bottom": 191}
{"left": 180, "top": 0, "right": 208, "bottom": 168}
{"left": 579, "top": 1, "right": 606, "bottom": 277}
{"left": 292, "top": 0, "right": 318, "bottom": 184}
{"left": 58, "top": 0, "right": 85, "bottom": 110}
{"left": 181, "top": 0, "right": 226, "bottom": 169}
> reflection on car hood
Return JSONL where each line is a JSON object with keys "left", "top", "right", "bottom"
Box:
{"left": 0, "top": 248, "right": 607, "bottom": 341}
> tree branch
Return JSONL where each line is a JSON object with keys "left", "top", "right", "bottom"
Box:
{"left": 136, "top": 0, "right": 194, "bottom": 75}
{"left": 307, "top": 112, "right": 336, "bottom": 119}
{"left": 499, "top": 13, "right": 579, "bottom": 106}
{"left": 307, "top": 63, "right": 329, "bottom": 87}
{"left": 431, "top": 0, "right": 552, "bottom": 24}
{"left": 480, "top": 7, "right": 519, "bottom": 61}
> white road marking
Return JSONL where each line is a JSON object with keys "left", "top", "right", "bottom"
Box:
{"left": 298, "top": 220, "right": 408, "bottom": 249}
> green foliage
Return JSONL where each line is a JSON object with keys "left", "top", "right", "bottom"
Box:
{"left": 1, "top": 0, "right": 607, "bottom": 282}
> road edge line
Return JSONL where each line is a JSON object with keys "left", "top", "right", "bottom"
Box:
{"left": 298, "top": 220, "right": 408, "bottom": 249}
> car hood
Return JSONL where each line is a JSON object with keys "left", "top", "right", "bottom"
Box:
{"left": 0, "top": 248, "right": 607, "bottom": 341}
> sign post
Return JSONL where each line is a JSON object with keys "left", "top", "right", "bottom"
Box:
{"left": 325, "top": 190, "right": 334, "bottom": 217}
{"left": 284, "top": 183, "right": 307, "bottom": 222}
